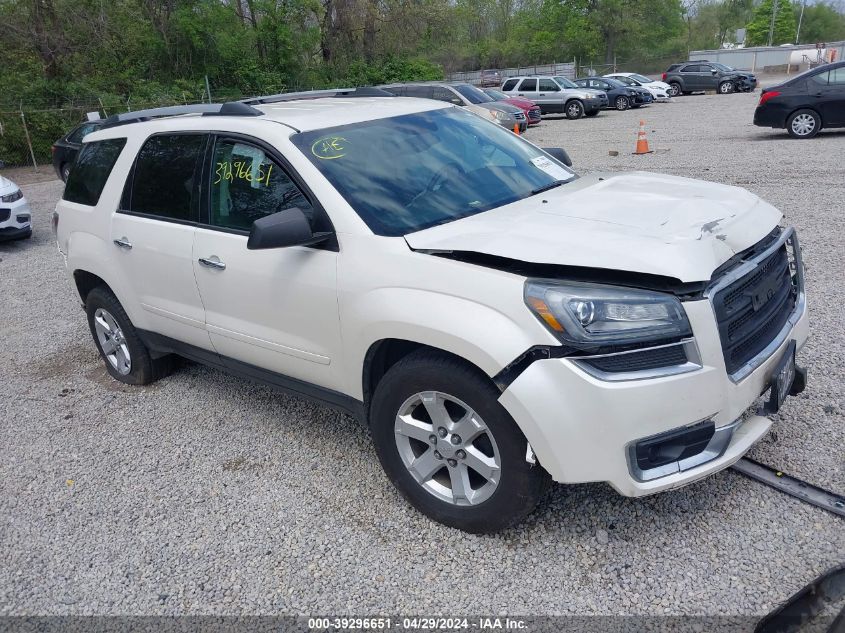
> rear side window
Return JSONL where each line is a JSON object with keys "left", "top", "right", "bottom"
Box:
{"left": 63, "top": 138, "right": 126, "bottom": 206}
{"left": 502, "top": 79, "right": 518, "bottom": 91}
{"left": 124, "top": 134, "right": 206, "bottom": 222}
{"left": 519, "top": 79, "right": 537, "bottom": 91}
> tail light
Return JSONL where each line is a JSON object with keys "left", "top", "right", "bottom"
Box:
{"left": 661, "top": 72, "right": 667, "bottom": 81}
{"left": 758, "top": 90, "right": 781, "bottom": 107}
{"left": 51, "top": 145, "right": 57, "bottom": 155}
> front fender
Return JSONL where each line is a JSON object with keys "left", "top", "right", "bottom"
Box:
{"left": 342, "top": 287, "right": 554, "bottom": 400}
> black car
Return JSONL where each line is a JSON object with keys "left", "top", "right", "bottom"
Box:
{"left": 574, "top": 77, "right": 652, "bottom": 110}
{"left": 52, "top": 120, "right": 104, "bottom": 182}
{"left": 754, "top": 61, "right": 845, "bottom": 139}
{"left": 663, "top": 61, "right": 756, "bottom": 96}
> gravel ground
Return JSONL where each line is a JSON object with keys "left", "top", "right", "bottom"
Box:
{"left": 1, "top": 91, "right": 843, "bottom": 619}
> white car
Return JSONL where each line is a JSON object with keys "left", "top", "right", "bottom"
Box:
{"left": 54, "top": 94, "right": 808, "bottom": 533}
{"left": 605, "top": 72, "right": 673, "bottom": 101}
{"left": 0, "top": 175, "right": 32, "bottom": 241}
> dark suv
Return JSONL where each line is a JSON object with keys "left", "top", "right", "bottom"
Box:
{"left": 663, "top": 62, "right": 757, "bottom": 96}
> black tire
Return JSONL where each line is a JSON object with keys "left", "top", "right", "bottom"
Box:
{"left": 370, "top": 350, "right": 549, "bottom": 533}
{"left": 564, "top": 100, "right": 584, "bottom": 120}
{"left": 85, "top": 286, "right": 176, "bottom": 385}
{"left": 60, "top": 163, "right": 71, "bottom": 182}
{"left": 584, "top": 110, "right": 599, "bottom": 117}
{"left": 615, "top": 96, "right": 630, "bottom": 111}
{"left": 787, "top": 109, "right": 821, "bottom": 139}
{"left": 718, "top": 81, "right": 735, "bottom": 94}
{"left": 668, "top": 82, "right": 682, "bottom": 97}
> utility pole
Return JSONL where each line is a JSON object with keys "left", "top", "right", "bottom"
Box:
{"left": 795, "top": 0, "right": 806, "bottom": 44}
{"left": 767, "top": 0, "right": 778, "bottom": 47}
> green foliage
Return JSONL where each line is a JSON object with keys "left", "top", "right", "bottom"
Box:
{"left": 796, "top": 1, "right": 845, "bottom": 45}
{"left": 746, "top": 0, "right": 797, "bottom": 46}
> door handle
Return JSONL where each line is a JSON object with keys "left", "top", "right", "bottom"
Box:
{"left": 198, "top": 256, "right": 226, "bottom": 270}
{"left": 539, "top": 93, "right": 546, "bottom": 96}
{"left": 113, "top": 237, "right": 132, "bottom": 250}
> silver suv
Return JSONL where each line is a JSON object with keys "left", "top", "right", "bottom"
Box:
{"left": 381, "top": 82, "right": 526, "bottom": 132}
{"left": 501, "top": 76, "right": 607, "bottom": 119}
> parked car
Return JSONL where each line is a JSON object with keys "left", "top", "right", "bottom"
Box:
{"left": 500, "top": 76, "right": 607, "bottom": 119}
{"left": 663, "top": 61, "right": 757, "bottom": 96}
{"left": 0, "top": 175, "right": 32, "bottom": 241}
{"left": 381, "top": 82, "right": 526, "bottom": 132}
{"left": 574, "top": 76, "right": 653, "bottom": 110}
{"left": 52, "top": 119, "right": 105, "bottom": 182}
{"left": 754, "top": 61, "right": 845, "bottom": 139}
{"left": 482, "top": 88, "right": 542, "bottom": 126}
{"left": 479, "top": 69, "right": 502, "bottom": 88}
{"left": 605, "top": 72, "right": 672, "bottom": 101}
{"left": 54, "top": 94, "right": 808, "bottom": 532}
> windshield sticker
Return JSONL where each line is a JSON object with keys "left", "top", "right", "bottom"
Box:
{"left": 530, "top": 156, "right": 572, "bottom": 181}
{"left": 312, "top": 136, "right": 347, "bottom": 160}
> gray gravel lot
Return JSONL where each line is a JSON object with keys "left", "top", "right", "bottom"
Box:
{"left": 1, "top": 90, "right": 843, "bottom": 618}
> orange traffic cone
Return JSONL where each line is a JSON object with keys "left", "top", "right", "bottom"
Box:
{"left": 633, "top": 120, "right": 653, "bottom": 155}
{"left": 513, "top": 123, "right": 520, "bottom": 135}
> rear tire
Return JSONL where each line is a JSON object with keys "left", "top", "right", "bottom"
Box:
{"left": 565, "top": 100, "right": 584, "bottom": 120}
{"left": 85, "top": 286, "right": 176, "bottom": 385}
{"left": 668, "top": 82, "right": 681, "bottom": 97}
{"left": 787, "top": 109, "right": 821, "bottom": 139}
{"left": 61, "top": 163, "right": 71, "bottom": 182}
{"left": 370, "top": 350, "right": 549, "bottom": 533}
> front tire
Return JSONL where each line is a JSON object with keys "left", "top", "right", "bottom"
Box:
{"left": 85, "top": 286, "right": 176, "bottom": 385}
{"left": 370, "top": 350, "right": 549, "bottom": 533}
{"left": 565, "top": 100, "right": 584, "bottom": 120}
{"left": 787, "top": 109, "right": 821, "bottom": 139}
{"left": 718, "top": 81, "right": 735, "bottom": 94}
{"left": 615, "top": 96, "right": 630, "bottom": 111}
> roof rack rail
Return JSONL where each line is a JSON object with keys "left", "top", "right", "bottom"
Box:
{"left": 242, "top": 87, "right": 394, "bottom": 105}
{"left": 101, "top": 101, "right": 262, "bottom": 129}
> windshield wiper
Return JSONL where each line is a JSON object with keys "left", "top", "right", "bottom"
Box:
{"left": 531, "top": 180, "right": 566, "bottom": 196}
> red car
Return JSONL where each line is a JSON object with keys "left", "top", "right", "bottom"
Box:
{"left": 482, "top": 89, "right": 542, "bottom": 126}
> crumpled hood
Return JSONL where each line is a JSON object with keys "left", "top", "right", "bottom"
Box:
{"left": 404, "top": 171, "right": 782, "bottom": 283}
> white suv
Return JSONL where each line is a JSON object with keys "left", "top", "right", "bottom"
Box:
{"left": 54, "top": 92, "right": 809, "bottom": 533}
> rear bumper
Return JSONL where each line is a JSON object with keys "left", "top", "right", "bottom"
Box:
{"left": 498, "top": 294, "right": 809, "bottom": 497}
{"left": 754, "top": 104, "right": 787, "bottom": 128}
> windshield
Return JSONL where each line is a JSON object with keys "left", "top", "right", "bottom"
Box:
{"left": 554, "top": 76, "right": 578, "bottom": 89}
{"left": 484, "top": 89, "right": 508, "bottom": 100}
{"left": 291, "top": 108, "right": 576, "bottom": 236}
{"left": 630, "top": 73, "right": 652, "bottom": 83}
{"left": 454, "top": 84, "right": 493, "bottom": 104}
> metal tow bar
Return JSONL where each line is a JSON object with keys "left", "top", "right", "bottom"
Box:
{"left": 732, "top": 458, "right": 845, "bottom": 519}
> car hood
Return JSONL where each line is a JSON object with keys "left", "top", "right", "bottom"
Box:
{"left": 0, "top": 175, "right": 18, "bottom": 194}
{"left": 486, "top": 102, "right": 521, "bottom": 115}
{"left": 404, "top": 171, "right": 782, "bottom": 283}
{"left": 505, "top": 97, "right": 536, "bottom": 109}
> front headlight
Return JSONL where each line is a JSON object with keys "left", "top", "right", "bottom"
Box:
{"left": 524, "top": 280, "right": 692, "bottom": 345}
{"left": 493, "top": 110, "right": 509, "bottom": 120}
{"left": 628, "top": 89, "right": 638, "bottom": 95}
{"left": 1, "top": 189, "right": 23, "bottom": 203}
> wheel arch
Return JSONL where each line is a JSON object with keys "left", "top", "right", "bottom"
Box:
{"left": 362, "top": 339, "right": 495, "bottom": 419}
{"left": 73, "top": 269, "right": 109, "bottom": 303}
{"left": 787, "top": 106, "right": 824, "bottom": 130}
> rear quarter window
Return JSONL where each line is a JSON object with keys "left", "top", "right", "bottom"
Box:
{"left": 62, "top": 138, "right": 127, "bottom": 206}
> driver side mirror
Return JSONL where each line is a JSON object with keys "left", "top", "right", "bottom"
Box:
{"left": 711, "top": 69, "right": 718, "bottom": 74}
{"left": 541, "top": 147, "right": 572, "bottom": 167}
{"left": 247, "top": 207, "right": 332, "bottom": 250}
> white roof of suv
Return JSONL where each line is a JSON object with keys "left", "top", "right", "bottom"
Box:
{"left": 87, "top": 96, "right": 449, "bottom": 143}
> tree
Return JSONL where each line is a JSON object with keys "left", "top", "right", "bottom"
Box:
{"left": 745, "top": 0, "right": 796, "bottom": 46}
{"left": 795, "top": 1, "right": 845, "bottom": 45}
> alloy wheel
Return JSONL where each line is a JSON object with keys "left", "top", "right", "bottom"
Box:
{"left": 93, "top": 308, "right": 131, "bottom": 375}
{"left": 394, "top": 391, "right": 501, "bottom": 506}
{"left": 791, "top": 113, "right": 816, "bottom": 137}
